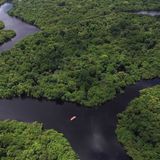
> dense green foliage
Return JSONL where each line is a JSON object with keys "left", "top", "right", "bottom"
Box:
{"left": 116, "top": 85, "right": 160, "bottom": 160}
{"left": 0, "top": 21, "right": 15, "bottom": 45}
{"left": 114, "top": 0, "right": 160, "bottom": 11}
{"left": 0, "top": 120, "right": 78, "bottom": 160}
{"left": 0, "top": 0, "right": 5, "bottom": 5}
{"left": 0, "top": 0, "right": 159, "bottom": 106}
{"left": 0, "top": 21, "right": 4, "bottom": 29}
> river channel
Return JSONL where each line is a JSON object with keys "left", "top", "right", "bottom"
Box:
{"left": 0, "top": 2, "right": 160, "bottom": 160}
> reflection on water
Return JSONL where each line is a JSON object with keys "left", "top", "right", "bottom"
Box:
{"left": 0, "top": 2, "right": 160, "bottom": 160}
{"left": 0, "top": 78, "right": 159, "bottom": 160}
{"left": 134, "top": 11, "right": 160, "bottom": 16}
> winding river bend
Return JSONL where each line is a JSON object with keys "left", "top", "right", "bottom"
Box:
{"left": 0, "top": 2, "right": 160, "bottom": 160}
{"left": 0, "top": 3, "right": 39, "bottom": 52}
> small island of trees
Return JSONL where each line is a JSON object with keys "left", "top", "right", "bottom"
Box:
{"left": 0, "top": 21, "right": 15, "bottom": 45}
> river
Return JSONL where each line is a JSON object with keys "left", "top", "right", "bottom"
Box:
{"left": 0, "top": 2, "right": 160, "bottom": 160}
{"left": 134, "top": 10, "right": 160, "bottom": 16}
{"left": 0, "top": 3, "right": 39, "bottom": 52}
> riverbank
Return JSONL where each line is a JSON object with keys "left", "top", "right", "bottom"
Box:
{"left": 0, "top": 0, "right": 160, "bottom": 159}
{"left": 117, "top": 84, "right": 160, "bottom": 160}
{"left": 0, "top": 0, "right": 159, "bottom": 107}
{"left": 0, "top": 78, "right": 159, "bottom": 160}
{"left": 0, "top": 20, "right": 16, "bottom": 45}
{"left": 0, "top": 3, "right": 39, "bottom": 52}
{"left": 0, "top": 120, "right": 78, "bottom": 160}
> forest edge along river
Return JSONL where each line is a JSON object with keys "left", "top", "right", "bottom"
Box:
{"left": 1, "top": 79, "right": 160, "bottom": 160}
{"left": 0, "top": 3, "right": 39, "bottom": 52}
{"left": 0, "top": 2, "right": 160, "bottom": 160}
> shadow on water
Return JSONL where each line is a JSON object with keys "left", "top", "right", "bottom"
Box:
{"left": 0, "top": 3, "right": 40, "bottom": 52}
{"left": 0, "top": 2, "right": 160, "bottom": 160}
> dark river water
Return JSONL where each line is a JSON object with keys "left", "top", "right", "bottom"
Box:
{"left": 0, "top": 3, "right": 39, "bottom": 52}
{"left": 0, "top": 2, "right": 160, "bottom": 160}
{"left": 0, "top": 79, "right": 160, "bottom": 160}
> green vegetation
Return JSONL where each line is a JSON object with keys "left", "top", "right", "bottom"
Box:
{"left": 115, "top": 0, "right": 160, "bottom": 11}
{"left": 0, "top": 21, "right": 4, "bottom": 29}
{"left": 0, "top": 120, "right": 78, "bottom": 160}
{"left": 116, "top": 85, "right": 160, "bottom": 160}
{"left": 0, "top": 0, "right": 5, "bottom": 5}
{"left": 0, "top": 21, "right": 15, "bottom": 45}
{"left": 0, "top": 0, "right": 159, "bottom": 106}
